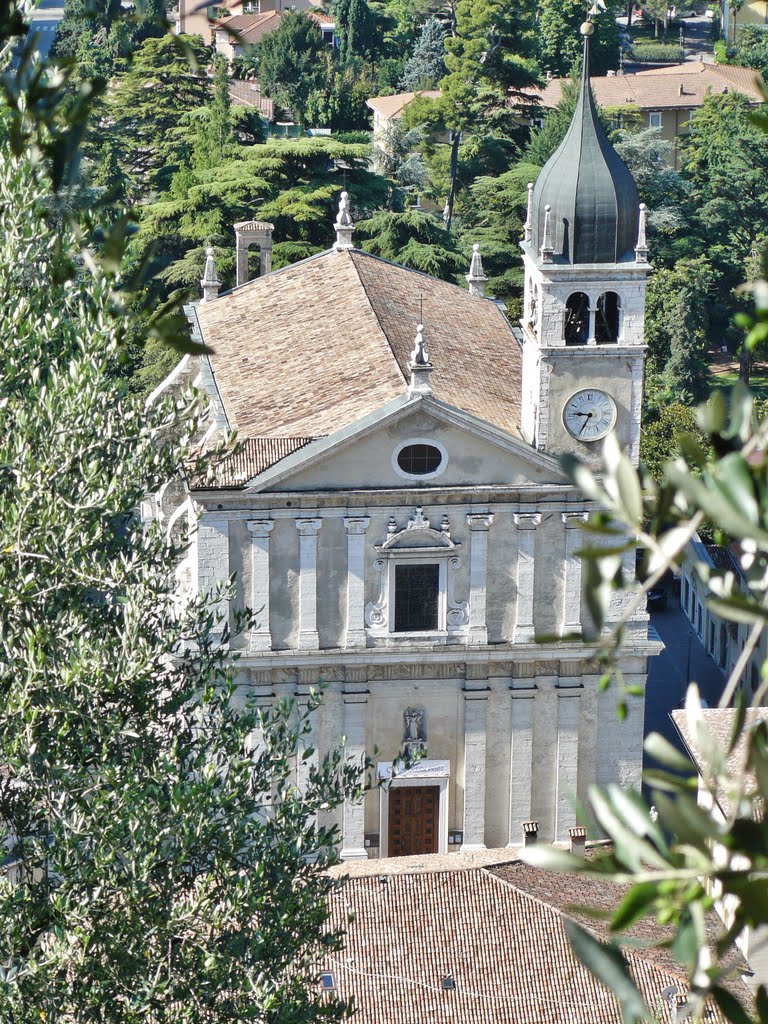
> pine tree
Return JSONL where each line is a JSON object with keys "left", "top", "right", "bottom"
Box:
{"left": 537, "top": 0, "right": 623, "bottom": 77}
{"left": 191, "top": 54, "right": 234, "bottom": 169}
{"left": 441, "top": 0, "right": 539, "bottom": 133}
{"left": 257, "top": 11, "right": 326, "bottom": 126}
{"left": 101, "top": 33, "right": 212, "bottom": 197}
{"left": 399, "top": 15, "right": 446, "bottom": 90}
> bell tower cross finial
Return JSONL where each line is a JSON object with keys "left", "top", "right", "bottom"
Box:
{"left": 408, "top": 323, "right": 433, "bottom": 396}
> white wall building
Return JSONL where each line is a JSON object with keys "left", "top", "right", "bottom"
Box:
{"left": 154, "top": 25, "right": 662, "bottom": 860}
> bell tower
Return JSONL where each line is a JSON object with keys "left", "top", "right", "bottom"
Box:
{"left": 519, "top": 20, "right": 651, "bottom": 465}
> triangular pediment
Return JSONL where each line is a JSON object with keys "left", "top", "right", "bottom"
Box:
{"left": 244, "top": 395, "right": 568, "bottom": 493}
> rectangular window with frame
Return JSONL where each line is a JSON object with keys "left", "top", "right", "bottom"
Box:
{"left": 394, "top": 563, "right": 440, "bottom": 632}
{"left": 648, "top": 111, "right": 663, "bottom": 128}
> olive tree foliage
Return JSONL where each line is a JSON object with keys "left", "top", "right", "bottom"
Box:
{"left": 0, "top": 15, "right": 366, "bottom": 1024}
{"left": 524, "top": 238, "right": 768, "bottom": 1023}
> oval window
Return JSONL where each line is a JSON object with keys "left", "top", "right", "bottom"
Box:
{"left": 396, "top": 443, "right": 443, "bottom": 476}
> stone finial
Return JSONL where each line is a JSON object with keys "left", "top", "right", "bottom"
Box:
{"left": 333, "top": 191, "right": 354, "bottom": 250}
{"left": 635, "top": 202, "right": 649, "bottom": 263}
{"left": 524, "top": 181, "right": 534, "bottom": 243}
{"left": 540, "top": 203, "right": 554, "bottom": 263}
{"left": 407, "top": 323, "right": 433, "bottom": 396}
{"left": 466, "top": 243, "right": 488, "bottom": 297}
{"left": 200, "top": 247, "right": 221, "bottom": 302}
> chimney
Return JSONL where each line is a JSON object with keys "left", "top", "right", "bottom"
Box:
{"left": 569, "top": 826, "right": 587, "bottom": 857}
{"left": 521, "top": 821, "right": 539, "bottom": 847}
{"left": 234, "top": 219, "right": 275, "bottom": 287}
{"left": 679, "top": 82, "right": 684, "bottom": 96}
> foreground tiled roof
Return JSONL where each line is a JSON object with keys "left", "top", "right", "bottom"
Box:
{"left": 194, "top": 248, "right": 522, "bottom": 443}
{"left": 366, "top": 90, "right": 442, "bottom": 119}
{"left": 523, "top": 63, "right": 764, "bottom": 111}
{"left": 322, "top": 861, "right": 747, "bottom": 1024}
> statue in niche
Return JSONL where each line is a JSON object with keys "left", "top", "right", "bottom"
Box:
{"left": 403, "top": 706, "right": 426, "bottom": 757}
{"left": 529, "top": 290, "right": 538, "bottom": 327}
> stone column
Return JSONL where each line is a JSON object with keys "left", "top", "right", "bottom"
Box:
{"left": 561, "top": 513, "right": 588, "bottom": 636}
{"left": 554, "top": 688, "right": 581, "bottom": 840}
{"left": 259, "top": 240, "right": 272, "bottom": 277}
{"left": 587, "top": 302, "right": 597, "bottom": 346}
{"left": 341, "top": 691, "right": 368, "bottom": 861}
{"left": 248, "top": 520, "right": 273, "bottom": 652}
{"left": 343, "top": 517, "right": 370, "bottom": 648}
{"left": 507, "top": 688, "right": 535, "bottom": 845}
{"left": 466, "top": 513, "right": 494, "bottom": 644}
{"left": 196, "top": 514, "right": 230, "bottom": 644}
{"left": 461, "top": 684, "right": 489, "bottom": 851}
{"left": 295, "top": 518, "right": 322, "bottom": 651}
{"left": 513, "top": 514, "right": 541, "bottom": 643}
{"left": 235, "top": 243, "right": 249, "bottom": 287}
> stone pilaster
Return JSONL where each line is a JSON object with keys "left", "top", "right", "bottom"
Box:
{"left": 461, "top": 685, "right": 489, "bottom": 851}
{"left": 555, "top": 688, "right": 581, "bottom": 840}
{"left": 508, "top": 688, "right": 535, "bottom": 845}
{"left": 466, "top": 513, "right": 494, "bottom": 644}
{"left": 295, "top": 518, "right": 322, "bottom": 651}
{"left": 513, "top": 514, "right": 541, "bottom": 642}
{"left": 561, "top": 513, "right": 588, "bottom": 635}
{"left": 196, "top": 514, "right": 230, "bottom": 644}
{"left": 343, "top": 517, "right": 370, "bottom": 648}
{"left": 340, "top": 692, "right": 368, "bottom": 861}
{"left": 248, "top": 520, "right": 273, "bottom": 652}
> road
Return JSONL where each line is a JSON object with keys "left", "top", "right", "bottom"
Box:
{"left": 643, "top": 584, "right": 726, "bottom": 788}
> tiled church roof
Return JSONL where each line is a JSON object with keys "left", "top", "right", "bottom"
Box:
{"left": 322, "top": 860, "right": 751, "bottom": 1024}
{"left": 191, "top": 437, "right": 317, "bottom": 489}
{"left": 194, "top": 247, "right": 522, "bottom": 449}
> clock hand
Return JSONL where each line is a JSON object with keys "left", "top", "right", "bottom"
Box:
{"left": 579, "top": 413, "right": 593, "bottom": 435}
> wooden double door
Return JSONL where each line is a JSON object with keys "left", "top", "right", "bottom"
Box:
{"left": 388, "top": 785, "right": 439, "bottom": 857}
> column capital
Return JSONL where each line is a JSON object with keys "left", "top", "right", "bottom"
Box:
{"left": 343, "top": 516, "right": 370, "bottom": 535}
{"left": 513, "top": 513, "right": 542, "bottom": 529}
{"left": 467, "top": 512, "right": 494, "bottom": 531}
{"left": 296, "top": 518, "right": 322, "bottom": 536}
{"left": 561, "top": 512, "right": 589, "bottom": 528}
{"left": 248, "top": 519, "right": 274, "bottom": 537}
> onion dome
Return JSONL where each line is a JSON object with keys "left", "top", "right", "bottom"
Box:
{"left": 530, "top": 22, "right": 640, "bottom": 265}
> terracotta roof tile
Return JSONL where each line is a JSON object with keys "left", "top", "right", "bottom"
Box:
{"left": 228, "top": 79, "right": 274, "bottom": 119}
{"left": 523, "top": 64, "right": 764, "bottom": 112}
{"left": 191, "top": 436, "right": 316, "bottom": 488}
{"left": 194, "top": 248, "right": 521, "bottom": 444}
{"left": 218, "top": 8, "right": 331, "bottom": 43}
{"left": 320, "top": 864, "right": 747, "bottom": 1024}
{"left": 366, "top": 90, "right": 442, "bottom": 119}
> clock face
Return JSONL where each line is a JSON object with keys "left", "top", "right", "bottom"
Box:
{"left": 563, "top": 389, "right": 617, "bottom": 442}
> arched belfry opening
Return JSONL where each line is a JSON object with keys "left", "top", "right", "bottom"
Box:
{"left": 564, "top": 292, "right": 590, "bottom": 345}
{"left": 596, "top": 291, "right": 621, "bottom": 344}
{"left": 234, "top": 220, "right": 275, "bottom": 287}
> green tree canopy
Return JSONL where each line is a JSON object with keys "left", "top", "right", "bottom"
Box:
{"left": 355, "top": 208, "right": 465, "bottom": 278}
{"left": 97, "top": 34, "right": 212, "bottom": 198}
{"left": 399, "top": 15, "right": 446, "bottom": 90}
{"left": 536, "top": 0, "right": 623, "bottom": 77}
{"left": 441, "top": 0, "right": 539, "bottom": 133}
{"left": 257, "top": 11, "right": 326, "bottom": 126}
{"left": 0, "top": 23, "right": 367, "bottom": 1021}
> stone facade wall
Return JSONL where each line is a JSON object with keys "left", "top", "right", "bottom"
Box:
{"left": 184, "top": 481, "right": 656, "bottom": 856}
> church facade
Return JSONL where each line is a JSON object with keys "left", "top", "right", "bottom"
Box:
{"left": 154, "top": 24, "right": 661, "bottom": 859}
